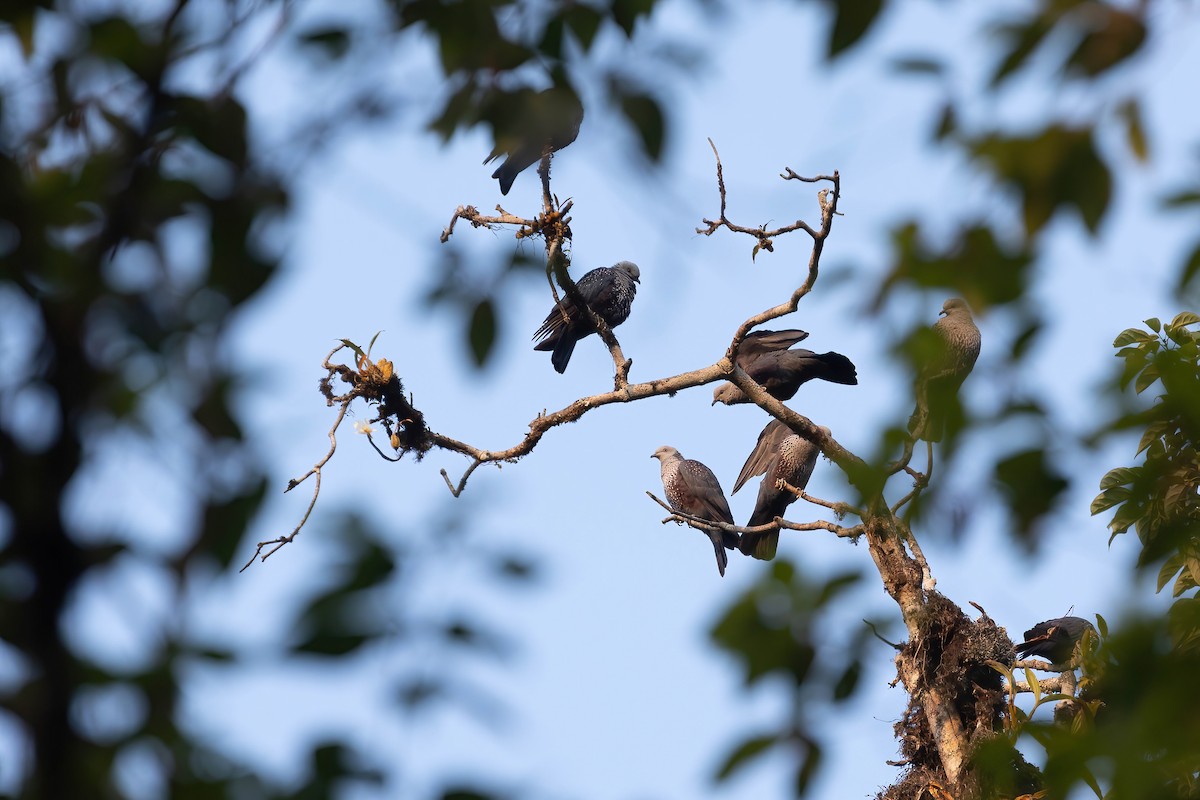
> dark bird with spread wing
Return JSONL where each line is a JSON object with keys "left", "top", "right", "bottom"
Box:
{"left": 732, "top": 420, "right": 827, "bottom": 560}
{"left": 712, "top": 329, "right": 857, "bottom": 406}
{"left": 485, "top": 86, "right": 584, "bottom": 195}
{"left": 1016, "top": 616, "right": 1096, "bottom": 664}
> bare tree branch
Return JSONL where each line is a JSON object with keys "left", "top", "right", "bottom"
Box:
{"left": 645, "top": 492, "right": 862, "bottom": 539}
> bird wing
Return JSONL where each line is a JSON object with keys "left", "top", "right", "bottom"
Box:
{"left": 732, "top": 420, "right": 790, "bottom": 495}
{"left": 737, "top": 329, "right": 810, "bottom": 366}
{"left": 531, "top": 268, "right": 611, "bottom": 344}
{"left": 746, "top": 434, "right": 818, "bottom": 528}
{"left": 680, "top": 460, "right": 735, "bottom": 525}
{"left": 1017, "top": 617, "right": 1093, "bottom": 660}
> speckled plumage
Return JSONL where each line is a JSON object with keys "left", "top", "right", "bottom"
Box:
{"left": 712, "top": 332, "right": 857, "bottom": 406}
{"left": 909, "top": 298, "right": 981, "bottom": 441}
{"left": 533, "top": 261, "right": 639, "bottom": 373}
{"left": 1016, "top": 616, "right": 1095, "bottom": 664}
{"left": 732, "top": 420, "right": 825, "bottom": 560}
{"left": 652, "top": 446, "right": 739, "bottom": 577}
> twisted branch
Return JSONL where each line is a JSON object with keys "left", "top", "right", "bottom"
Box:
{"left": 645, "top": 492, "right": 862, "bottom": 539}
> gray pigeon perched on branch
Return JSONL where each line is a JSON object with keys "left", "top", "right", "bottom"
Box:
{"left": 908, "top": 297, "right": 981, "bottom": 441}
{"left": 485, "top": 86, "right": 584, "bottom": 195}
{"left": 732, "top": 420, "right": 827, "bottom": 560}
{"left": 1016, "top": 616, "right": 1096, "bottom": 664}
{"left": 532, "top": 261, "right": 640, "bottom": 373}
{"left": 652, "top": 446, "right": 740, "bottom": 577}
{"left": 711, "top": 331, "right": 857, "bottom": 406}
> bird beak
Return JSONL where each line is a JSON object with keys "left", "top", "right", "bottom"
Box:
{"left": 938, "top": 309, "right": 949, "bottom": 317}
{"left": 711, "top": 398, "right": 718, "bottom": 406}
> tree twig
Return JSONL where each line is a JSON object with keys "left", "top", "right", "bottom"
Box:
{"left": 241, "top": 398, "right": 348, "bottom": 571}
{"left": 645, "top": 492, "right": 861, "bottom": 539}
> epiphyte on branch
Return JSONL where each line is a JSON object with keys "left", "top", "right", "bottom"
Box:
{"left": 652, "top": 446, "right": 740, "bottom": 577}
{"left": 484, "top": 85, "right": 584, "bottom": 195}
{"left": 532, "top": 261, "right": 640, "bottom": 373}
{"left": 909, "top": 297, "right": 981, "bottom": 442}
{"left": 732, "top": 420, "right": 827, "bottom": 560}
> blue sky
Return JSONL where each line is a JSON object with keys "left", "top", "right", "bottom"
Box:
{"left": 13, "top": 0, "right": 1200, "bottom": 797}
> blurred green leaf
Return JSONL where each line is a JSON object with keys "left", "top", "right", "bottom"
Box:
{"left": 169, "top": 94, "right": 249, "bottom": 166}
{"left": 794, "top": 740, "right": 823, "bottom": 795}
{"left": 832, "top": 660, "right": 861, "bottom": 700}
{"left": 1063, "top": 6, "right": 1145, "bottom": 78}
{"left": 88, "top": 16, "right": 156, "bottom": 79}
{"left": 439, "top": 788, "right": 503, "bottom": 800}
{"left": 617, "top": 89, "right": 665, "bottom": 162}
{"left": 825, "top": 0, "right": 884, "bottom": 58}
{"left": 1118, "top": 98, "right": 1149, "bottom": 162}
{"left": 298, "top": 26, "right": 353, "bottom": 59}
{"left": 995, "top": 448, "right": 1069, "bottom": 543}
{"left": 9, "top": 9, "right": 35, "bottom": 59}
{"left": 969, "top": 126, "right": 1111, "bottom": 236}
{"left": 612, "top": 0, "right": 655, "bottom": 37}
{"left": 881, "top": 222, "right": 1033, "bottom": 307}
{"left": 933, "top": 103, "right": 956, "bottom": 142}
{"left": 714, "top": 733, "right": 779, "bottom": 782}
{"left": 538, "top": 14, "right": 564, "bottom": 58}
{"left": 467, "top": 297, "right": 497, "bottom": 367}
{"left": 1162, "top": 191, "right": 1200, "bottom": 209}
{"left": 192, "top": 477, "right": 268, "bottom": 570}
{"left": 990, "top": 14, "right": 1055, "bottom": 87}
{"left": 891, "top": 57, "right": 943, "bottom": 75}
{"left": 565, "top": 5, "right": 604, "bottom": 50}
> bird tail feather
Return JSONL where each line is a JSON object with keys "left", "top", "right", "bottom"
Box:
{"left": 819, "top": 352, "right": 859, "bottom": 385}
{"left": 709, "top": 532, "right": 729, "bottom": 577}
{"left": 738, "top": 529, "right": 779, "bottom": 561}
{"left": 492, "top": 162, "right": 517, "bottom": 195}
{"left": 551, "top": 336, "right": 576, "bottom": 373}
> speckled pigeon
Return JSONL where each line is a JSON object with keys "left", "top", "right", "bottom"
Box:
{"left": 484, "top": 86, "right": 584, "bottom": 195}
{"left": 908, "top": 298, "right": 981, "bottom": 441}
{"left": 711, "top": 334, "right": 857, "bottom": 406}
{"left": 652, "top": 446, "right": 740, "bottom": 577}
{"left": 731, "top": 420, "right": 827, "bottom": 560}
{"left": 532, "top": 261, "right": 640, "bottom": 373}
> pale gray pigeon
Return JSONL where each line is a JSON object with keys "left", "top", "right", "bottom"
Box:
{"left": 533, "top": 261, "right": 639, "bottom": 373}
{"left": 732, "top": 420, "right": 826, "bottom": 560}
{"left": 652, "top": 446, "right": 740, "bottom": 577}
{"left": 909, "top": 297, "right": 981, "bottom": 441}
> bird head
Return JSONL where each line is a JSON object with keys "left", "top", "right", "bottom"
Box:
{"left": 940, "top": 297, "right": 971, "bottom": 317}
{"left": 711, "top": 384, "right": 740, "bottom": 406}
{"left": 651, "top": 445, "right": 680, "bottom": 462}
{"left": 614, "top": 261, "right": 641, "bottom": 283}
